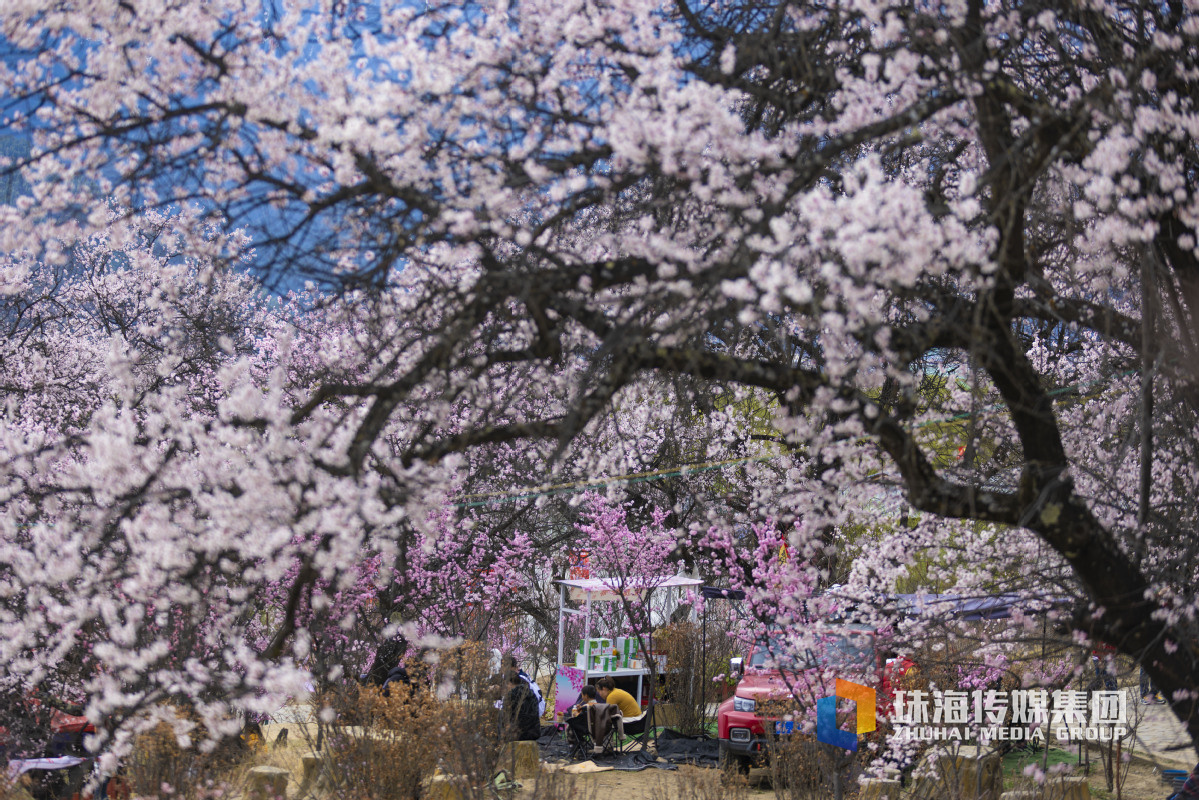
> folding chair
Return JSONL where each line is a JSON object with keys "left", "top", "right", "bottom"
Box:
{"left": 615, "top": 699, "right": 656, "bottom": 752}
{"left": 566, "top": 702, "right": 626, "bottom": 759}
{"left": 565, "top": 704, "right": 607, "bottom": 758}
{"left": 588, "top": 702, "right": 622, "bottom": 757}
{"left": 565, "top": 711, "right": 592, "bottom": 760}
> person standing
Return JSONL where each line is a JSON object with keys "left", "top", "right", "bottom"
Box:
{"left": 1141, "top": 667, "right": 1165, "bottom": 704}
{"left": 509, "top": 656, "right": 545, "bottom": 717}
{"left": 382, "top": 661, "right": 411, "bottom": 697}
{"left": 502, "top": 673, "right": 541, "bottom": 741}
{"left": 364, "top": 638, "right": 407, "bottom": 686}
{"left": 1091, "top": 644, "right": 1117, "bottom": 691}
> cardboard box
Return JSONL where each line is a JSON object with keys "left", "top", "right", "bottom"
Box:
{"left": 577, "top": 638, "right": 613, "bottom": 661}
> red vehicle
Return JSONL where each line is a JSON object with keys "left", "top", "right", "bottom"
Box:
{"left": 0, "top": 700, "right": 105, "bottom": 800}
{"left": 48, "top": 707, "right": 96, "bottom": 756}
{"left": 716, "top": 625, "right": 911, "bottom": 770}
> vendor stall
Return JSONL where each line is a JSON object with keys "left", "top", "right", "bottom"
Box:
{"left": 555, "top": 574, "right": 702, "bottom": 710}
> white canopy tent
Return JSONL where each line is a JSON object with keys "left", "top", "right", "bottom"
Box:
{"left": 555, "top": 574, "right": 703, "bottom": 705}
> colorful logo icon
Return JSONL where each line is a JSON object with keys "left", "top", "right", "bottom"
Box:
{"left": 816, "top": 679, "right": 875, "bottom": 751}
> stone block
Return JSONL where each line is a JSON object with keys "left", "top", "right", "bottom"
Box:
{"left": 247, "top": 765, "right": 289, "bottom": 800}
{"left": 425, "top": 774, "right": 464, "bottom": 800}
{"left": 859, "top": 777, "right": 902, "bottom": 800}
{"left": 497, "top": 740, "right": 541, "bottom": 779}
{"left": 296, "top": 754, "right": 323, "bottom": 796}
{"left": 1046, "top": 776, "right": 1091, "bottom": 800}
{"left": 912, "top": 746, "right": 1002, "bottom": 800}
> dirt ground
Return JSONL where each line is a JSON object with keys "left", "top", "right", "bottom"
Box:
{"left": 253, "top": 723, "right": 1181, "bottom": 800}
{"left": 529, "top": 752, "right": 1183, "bottom": 800}
{"left": 534, "top": 764, "right": 773, "bottom": 800}
{"left": 1070, "top": 754, "right": 1187, "bottom": 800}
{"left": 546, "top": 759, "right": 1175, "bottom": 800}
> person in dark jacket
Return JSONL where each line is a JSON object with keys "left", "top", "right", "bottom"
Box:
{"left": 502, "top": 673, "right": 540, "bottom": 741}
{"left": 365, "top": 637, "right": 408, "bottom": 686}
{"left": 508, "top": 656, "right": 545, "bottom": 716}
{"left": 382, "top": 662, "right": 412, "bottom": 698}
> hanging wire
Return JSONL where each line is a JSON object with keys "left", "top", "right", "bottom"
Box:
{"left": 450, "top": 371, "right": 1136, "bottom": 509}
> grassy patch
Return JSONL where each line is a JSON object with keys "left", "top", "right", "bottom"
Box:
{"left": 1000, "top": 745, "right": 1079, "bottom": 787}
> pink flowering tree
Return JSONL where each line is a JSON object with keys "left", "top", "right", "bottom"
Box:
{"left": 248, "top": 544, "right": 385, "bottom": 685}
{"left": 572, "top": 493, "right": 678, "bottom": 648}
{"left": 565, "top": 492, "right": 688, "bottom": 713}
{"left": 699, "top": 519, "right": 871, "bottom": 723}
{"left": 388, "top": 508, "right": 543, "bottom": 651}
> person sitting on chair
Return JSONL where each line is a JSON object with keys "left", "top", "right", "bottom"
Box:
{"left": 502, "top": 672, "right": 541, "bottom": 741}
{"left": 565, "top": 685, "right": 597, "bottom": 749}
{"left": 596, "top": 676, "right": 640, "bottom": 718}
{"left": 571, "top": 685, "right": 597, "bottom": 713}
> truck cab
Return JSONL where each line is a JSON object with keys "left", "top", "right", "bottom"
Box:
{"left": 716, "top": 625, "right": 909, "bottom": 770}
